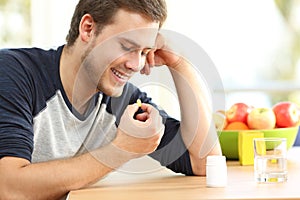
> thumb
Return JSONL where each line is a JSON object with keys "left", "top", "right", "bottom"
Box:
{"left": 119, "top": 104, "right": 163, "bottom": 138}
{"left": 125, "top": 104, "right": 140, "bottom": 118}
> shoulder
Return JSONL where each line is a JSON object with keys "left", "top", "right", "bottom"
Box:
{"left": 0, "top": 46, "right": 64, "bottom": 115}
{"left": 0, "top": 45, "right": 63, "bottom": 84}
{"left": 0, "top": 46, "right": 62, "bottom": 66}
{"left": 0, "top": 46, "right": 62, "bottom": 77}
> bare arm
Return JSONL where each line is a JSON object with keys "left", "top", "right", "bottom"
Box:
{"left": 0, "top": 104, "right": 164, "bottom": 200}
{"left": 0, "top": 150, "right": 116, "bottom": 200}
{"left": 167, "top": 59, "right": 222, "bottom": 176}
{"left": 144, "top": 34, "right": 222, "bottom": 176}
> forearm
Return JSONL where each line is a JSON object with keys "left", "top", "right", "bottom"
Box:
{"left": 168, "top": 59, "right": 222, "bottom": 175}
{"left": 0, "top": 144, "right": 132, "bottom": 200}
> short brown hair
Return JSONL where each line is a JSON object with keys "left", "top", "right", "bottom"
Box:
{"left": 66, "top": 0, "right": 167, "bottom": 46}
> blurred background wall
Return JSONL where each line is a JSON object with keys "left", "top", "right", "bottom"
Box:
{"left": 1, "top": 0, "right": 299, "bottom": 112}
{"left": 1, "top": 0, "right": 300, "bottom": 118}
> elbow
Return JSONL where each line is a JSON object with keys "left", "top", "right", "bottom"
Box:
{"left": 0, "top": 172, "right": 30, "bottom": 200}
{"left": 191, "top": 165, "right": 206, "bottom": 176}
{"left": 0, "top": 180, "right": 35, "bottom": 200}
{"left": 0, "top": 184, "right": 19, "bottom": 200}
{"left": 189, "top": 153, "right": 207, "bottom": 176}
{"left": 0, "top": 184, "right": 67, "bottom": 200}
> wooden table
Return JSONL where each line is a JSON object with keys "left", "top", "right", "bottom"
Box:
{"left": 67, "top": 147, "right": 300, "bottom": 200}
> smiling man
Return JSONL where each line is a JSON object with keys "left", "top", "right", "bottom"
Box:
{"left": 0, "top": 0, "right": 222, "bottom": 199}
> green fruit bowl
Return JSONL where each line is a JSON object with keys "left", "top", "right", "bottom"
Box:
{"left": 218, "top": 126, "right": 299, "bottom": 160}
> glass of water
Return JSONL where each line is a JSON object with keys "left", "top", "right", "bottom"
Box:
{"left": 253, "top": 138, "right": 287, "bottom": 183}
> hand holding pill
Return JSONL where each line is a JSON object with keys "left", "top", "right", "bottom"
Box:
{"left": 115, "top": 103, "right": 165, "bottom": 156}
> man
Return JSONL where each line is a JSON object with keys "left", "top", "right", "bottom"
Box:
{"left": 0, "top": 0, "right": 222, "bottom": 199}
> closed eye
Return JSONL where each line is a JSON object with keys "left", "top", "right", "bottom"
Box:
{"left": 121, "top": 43, "right": 133, "bottom": 52}
{"left": 121, "top": 43, "right": 151, "bottom": 57}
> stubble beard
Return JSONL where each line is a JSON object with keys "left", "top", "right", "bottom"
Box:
{"left": 80, "top": 39, "right": 124, "bottom": 97}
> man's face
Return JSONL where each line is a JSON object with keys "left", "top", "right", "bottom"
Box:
{"left": 81, "top": 9, "right": 160, "bottom": 97}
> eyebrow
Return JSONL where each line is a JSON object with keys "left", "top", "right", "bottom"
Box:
{"left": 119, "top": 37, "right": 155, "bottom": 50}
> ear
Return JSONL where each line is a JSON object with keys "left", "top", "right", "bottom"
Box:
{"left": 79, "top": 14, "right": 95, "bottom": 43}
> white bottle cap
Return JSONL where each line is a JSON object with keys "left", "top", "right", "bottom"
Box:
{"left": 206, "top": 155, "right": 226, "bottom": 165}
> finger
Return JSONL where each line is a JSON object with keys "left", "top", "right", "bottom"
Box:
{"left": 142, "top": 62, "right": 151, "bottom": 75}
{"left": 139, "top": 103, "right": 153, "bottom": 113}
{"left": 119, "top": 104, "right": 164, "bottom": 138}
{"left": 147, "top": 50, "right": 156, "bottom": 67}
{"left": 136, "top": 103, "right": 155, "bottom": 123}
{"left": 126, "top": 104, "right": 140, "bottom": 118}
{"left": 135, "top": 112, "right": 150, "bottom": 122}
{"left": 139, "top": 104, "right": 162, "bottom": 127}
{"left": 140, "top": 67, "right": 145, "bottom": 74}
{"left": 140, "top": 63, "right": 147, "bottom": 74}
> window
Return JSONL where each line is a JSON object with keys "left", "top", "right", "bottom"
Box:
{"left": 165, "top": 0, "right": 300, "bottom": 110}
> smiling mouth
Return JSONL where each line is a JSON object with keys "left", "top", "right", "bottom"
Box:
{"left": 111, "top": 68, "right": 128, "bottom": 80}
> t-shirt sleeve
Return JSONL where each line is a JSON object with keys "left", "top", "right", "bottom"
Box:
{"left": 149, "top": 116, "right": 194, "bottom": 176}
{"left": 0, "top": 52, "right": 34, "bottom": 161}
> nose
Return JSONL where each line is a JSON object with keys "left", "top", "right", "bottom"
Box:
{"left": 124, "top": 52, "right": 145, "bottom": 72}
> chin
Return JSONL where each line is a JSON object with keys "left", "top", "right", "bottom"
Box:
{"left": 101, "top": 86, "right": 124, "bottom": 97}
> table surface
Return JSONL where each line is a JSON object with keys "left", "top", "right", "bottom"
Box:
{"left": 67, "top": 147, "right": 300, "bottom": 200}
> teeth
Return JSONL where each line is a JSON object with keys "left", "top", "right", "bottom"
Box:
{"left": 112, "top": 69, "right": 126, "bottom": 80}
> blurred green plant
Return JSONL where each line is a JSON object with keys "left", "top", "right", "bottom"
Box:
{"left": 0, "top": 0, "right": 31, "bottom": 47}
{"left": 273, "top": 0, "right": 300, "bottom": 80}
{"left": 267, "top": 0, "right": 300, "bottom": 106}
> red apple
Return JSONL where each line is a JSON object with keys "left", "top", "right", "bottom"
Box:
{"left": 226, "top": 103, "right": 250, "bottom": 123}
{"left": 272, "top": 101, "right": 300, "bottom": 128}
{"left": 247, "top": 107, "right": 276, "bottom": 129}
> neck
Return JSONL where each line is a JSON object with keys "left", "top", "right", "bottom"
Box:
{"left": 60, "top": 45, "right": 96, "bottom": 114}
